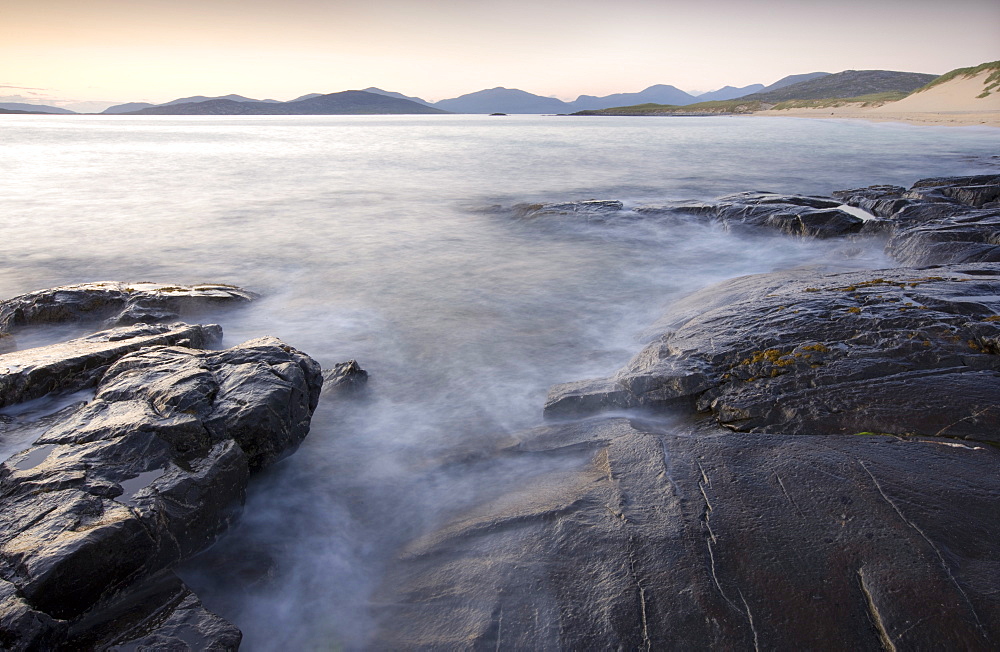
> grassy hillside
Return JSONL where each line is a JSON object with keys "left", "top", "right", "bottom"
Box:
{"left": 913, "top": 61, "right": 1000, "bottom": 98}
{"left": 741, "top": 70, "right": 936, "bottom": 103}
{"left": 573, "top": 99, "right": 765, "bottom": 116}
{"left": 771, "top": 92, "right": 908, "bottom": 110}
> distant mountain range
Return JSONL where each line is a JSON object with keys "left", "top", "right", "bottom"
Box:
{"left": 89, "top": 73, "right": 840, "bottom": 115}
{"left": 573, "top": 69, "right": 952, "bottom": 116}
{"left": 123, "top": 91, "right": 449, "bottom": 116}
{"left": 0, "top": 69, "right": 941, "bottom": 116}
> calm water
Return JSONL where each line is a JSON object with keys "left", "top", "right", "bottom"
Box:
{"left": 2, "top": 114, "right": 998, "bottom": 648}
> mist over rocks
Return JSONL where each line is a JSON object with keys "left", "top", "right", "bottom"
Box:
{"left": 0, "top": 281, "right": 363, "bottom": 649}
{"left": 545, "top": 264, "right": 1000, "bottom": 441}
{"left": 372, "top": 174, "right": 1000, "bottom": 649}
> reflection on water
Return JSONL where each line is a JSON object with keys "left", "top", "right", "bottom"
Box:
{"left": 1, "top": 115, "right": 998, "bottom": 648}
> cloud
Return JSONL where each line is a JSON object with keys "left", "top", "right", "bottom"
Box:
{"left": 0, "top": 84, "right": 49, "bottom": 91}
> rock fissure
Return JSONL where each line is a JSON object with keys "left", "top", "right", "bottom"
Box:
{"left": 858, "top": 461, "right": 986, "bottom": 637}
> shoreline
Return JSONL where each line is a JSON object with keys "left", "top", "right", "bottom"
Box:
{"left": 752, "top": 107, "right": 1000, "bottom": 127}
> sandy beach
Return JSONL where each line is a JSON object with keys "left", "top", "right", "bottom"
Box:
{"left": 754, "top": 69, "right": 1000, "bottom": 127}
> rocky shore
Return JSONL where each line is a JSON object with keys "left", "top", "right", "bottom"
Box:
{"left": 2, "top": 174, "right": 998, "bottom": 649}
{"left": 0, "top": 284, "right": 364, "bottom": 649}
{"left": 375, "top": 174, "right": 1000, "bottom": 648}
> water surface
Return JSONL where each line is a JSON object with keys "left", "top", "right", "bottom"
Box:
{"left": 1, "top": 114, "right": 997, "bottom": 648}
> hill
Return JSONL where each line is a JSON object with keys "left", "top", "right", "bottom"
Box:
{"left": 568, "top": 85, "right": 698, "bottom": 111}
{"left": 695, "top": 84, "right": 765, "bottom": 102}
{"left": 103, "top": 94, "right": 280, "bottom": 114}
{"left": 752, "top": 61, "right": 1000, "bottom": 126}
{"left": 102, "top": 102, "right": 157, "bottom": 114}
{"left": 757, "top": 72, "right": 831, "bottom": 93}
{"left": 742, "top": 70, "right": 937, "bottom": 102}
{"left": 433, "top": 87, "right": 568, "bottom": 114}
{"left": 363, "top": 87, "right": 433, "bottom": 106}
{"left": 0, "top": 102, "right": 76, "bottom": 114}
{"left": 123, "top": 90, "right": 449, "bottom": 115}
{"left": 572, "top": 99, "right": 766, "bottom": 116}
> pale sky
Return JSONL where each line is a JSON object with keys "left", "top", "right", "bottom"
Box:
{"left": 2, "top": 0, "right": 999, "bottom": 111}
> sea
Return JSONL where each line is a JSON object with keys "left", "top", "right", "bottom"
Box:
{"left": 2, "top": 114, "right": 998, "bottom": 648}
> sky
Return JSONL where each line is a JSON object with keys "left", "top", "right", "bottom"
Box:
{"left": 2, "top": 0, "right": 999, "bottom": 112}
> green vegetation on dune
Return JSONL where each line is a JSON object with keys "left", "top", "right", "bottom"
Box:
{"left": 772, "top": 92, "right": 908, "bottom": 110}
{"left": 914, "top": 60, "right": 1000, "bottom": 98}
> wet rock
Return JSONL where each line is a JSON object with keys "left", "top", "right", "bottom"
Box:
{"left": 631, "top": 192, "right": 865, "bottom": 238}
{"left": 0, "top": 322, "right": 221, "bottom": 409}
{"left": 0, "top": 282, "right": 256, "bottom": 334}
{"left": 832, "top": 184, "right": 910, "bottom": 218}
{"left": 712, "top": 192, "right": 864, "bottom": 238}
{"left": 545, "top": 264, "right": 1000, "bottom": 442}
{"left": 512, "top": 200, "right": 624, "bottom": 219}
{"left": 321, "top": 359, "right": 369, "bottom": 396}
{"left": 373, "top": 417, "right": 1000, "bottom": 649}
{"left": 887, "top": 210, "right": 1000, "bottom": 266}
{"left": 632, "top": 201, "right": 717, "bottom": 218}
{"left": 875, "top": 177, "right": 1000, "bottom": 266}
{"left": 65, "top": 572, "right": 241, "bottom": 650}
{"left": 907, "top": 174, "right": 1000, "bottom": 208}
{"left": 0, "top": 336, "right": 322, "bottom": 649}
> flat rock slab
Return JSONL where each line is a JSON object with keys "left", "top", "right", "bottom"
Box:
{"left": 545, "top": 263, "right": 1000, "bottom": 443}
{"left": 373, "top": 417, "right": 1000, "bottom": 650}
{"left": 0, "top": 323, "right": 221, "bottom": 409}
{"left": 0, "top": 336, "right": 322, "bottom": 650}
{"left": 0, "top": 282, "right": 256, "bottom": 335}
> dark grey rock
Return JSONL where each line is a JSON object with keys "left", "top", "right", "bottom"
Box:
{"left": 832, "top": 184, "right": 911, "bottom": 218}
{"left": 630, "top": 192, "right": 865, "bottom": 239}
{"left": 714, "top": 191, "right": 842, "bottom": 210}
{"left": 0, "top": 323, "right": 221, "bottom": 409}
{"left": 713, "top": 193, "right": 864, "bottom": 238}
{"left": 372, "top": 417, "right": 1000, "bottom": 649}
{"left": 0, "top": 282, "right": 256, "bottom": 334}
{"left": 66, "top": 572, "right": 241, "bottom": 651}
{"left": 321, "top": 359, "right": 369, "bottom": 396}
{"left": 907, "top": 174, "right": 1000, "bottom": 208}
{"left": 512, "top": 200, "right": 624, "bottom": 219}
{"left": 0, "top": 336, "right": 322, "bottom": 649}
{"left": 545, "top": 264, "right": 1000, "bottom": 442}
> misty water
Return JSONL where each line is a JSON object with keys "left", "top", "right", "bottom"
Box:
{"left": 2, "top": 114, "right": 998, "bottom": 648}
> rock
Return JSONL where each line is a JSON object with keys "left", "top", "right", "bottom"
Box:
{"left": 0, "top": 322, "right": 221, "bottom": 409}
{"left": 886, "top": 210, "right": 1000, "bottom": 266}
{"left": 712, "top": 192, "right": 864, "bottom": 238}
{"left": 0, "top": 282, "right": 256, "bottom": 334}
{"left": 372, "top": 416, "right": 1000, "bottom": 649}
{"left": 630, "top": 192, "right": 865, "bottom": 238}
{"left": 545, "top": 264, "right": 1000, "bottom": 443}
{"left": 0, "top": 336, "right": 322, "bottom": 648}
{"left": 832, "top": 184, "right": 911, "bottom": 218}
{"left": 321, "top": 359, "right": 369, "bottom": 396}
{"left": 64, "top": 572, "right": 241, "bottom": 650}
{"left": 907, "top": 174, "right": 1000, "bottom": 208}
{"left": 512, "top": 200, "right": 624, "bottom": 219}
{"left": 715, "top": 191, "right": 843, "bottom": 210}
{"left": 632, "top": 201, "right": 717, "bottom": 219}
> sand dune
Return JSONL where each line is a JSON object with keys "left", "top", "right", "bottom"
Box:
{"left": 755, "top": 69, "right": 1000, "bottom": 127}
